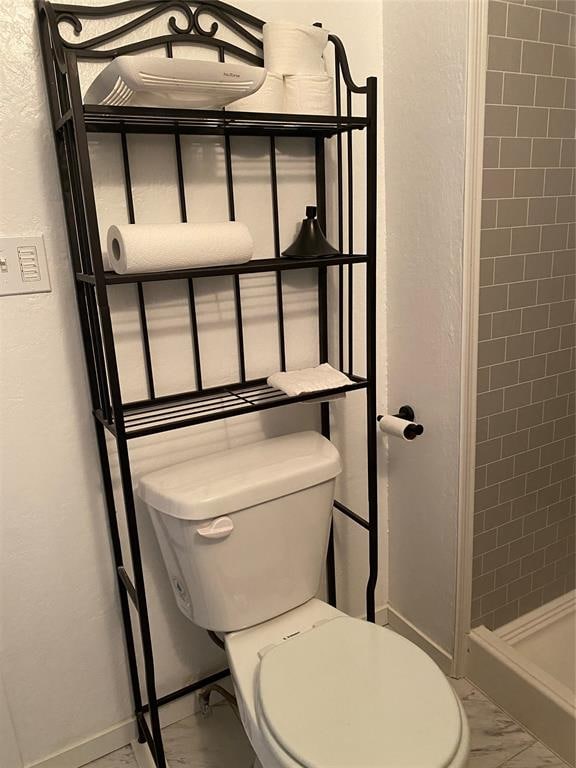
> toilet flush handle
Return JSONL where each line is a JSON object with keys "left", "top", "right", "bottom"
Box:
{"left": 196, "top": 516, "right": 234, "bottom": 540}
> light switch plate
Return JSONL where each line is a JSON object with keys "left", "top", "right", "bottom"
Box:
{"left": 0, "top": 236, "right": 51, "bottom": 296}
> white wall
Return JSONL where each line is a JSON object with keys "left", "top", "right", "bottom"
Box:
{"left": 0, "top": 2, "right": 385, "bottom": 765}
{"left": 382, "top": 0, "right": 468, "bottom": 655}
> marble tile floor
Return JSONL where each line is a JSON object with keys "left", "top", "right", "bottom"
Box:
{"left": 85, "top": 679, "right": 569, "bottom": 768}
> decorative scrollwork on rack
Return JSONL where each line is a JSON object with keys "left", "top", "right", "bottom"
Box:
{"left": 39, "top": 0, "right": 264, "bottom": 72}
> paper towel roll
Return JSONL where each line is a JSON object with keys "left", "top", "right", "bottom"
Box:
{"left": 106, "top": 222, "right": 253, "bottom": 274}
{"left": 263, "top": 22, "right": 329, "bottom": 75}
{"left": 284, "top": 74, "right": 334, "bottom": 115}
{"left": 378, "top": 415, "right": 424, "bottom": 441}
{"left": 227, "top": 71, "right": 284, "bottom": 113}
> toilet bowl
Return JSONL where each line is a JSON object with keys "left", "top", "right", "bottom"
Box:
{"left": 226, "top": 598, "right": 470, "bottom": 768}
{"left": 138, "top": 432, "right": 470, "bottom": 767}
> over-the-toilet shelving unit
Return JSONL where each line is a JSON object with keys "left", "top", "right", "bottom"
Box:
{"left": 37, "top": 2, "right": 377, "bottom": 766}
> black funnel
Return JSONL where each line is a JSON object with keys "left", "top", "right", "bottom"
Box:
{"left": 282, "top": 206, "right": 340, "bottom": 259}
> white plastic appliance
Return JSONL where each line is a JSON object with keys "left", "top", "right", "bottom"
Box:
{"left": 84, "top": 56, "right": 267, "bottom": 109}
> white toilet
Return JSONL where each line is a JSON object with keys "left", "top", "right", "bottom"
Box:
{"left": 138, "top": 431, "right": 470, "bottom": 768}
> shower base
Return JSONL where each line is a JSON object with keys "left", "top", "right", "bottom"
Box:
{"left": 467, "top": 590, "right": 575, "bottom": 767}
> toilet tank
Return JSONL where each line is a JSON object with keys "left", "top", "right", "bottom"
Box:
{"left": 137, "top": 431, "right": 342, "bottom": 632}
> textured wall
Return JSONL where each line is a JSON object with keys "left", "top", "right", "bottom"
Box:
{"left": 472, "top": 0, "right": 576, "bottom": 630}
{"left": 382, "top": 0, "right": 468, "bottom": 654}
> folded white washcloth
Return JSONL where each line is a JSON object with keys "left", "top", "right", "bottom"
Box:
{"left": 267, "top": 363, "right": 352, "bottom": 397}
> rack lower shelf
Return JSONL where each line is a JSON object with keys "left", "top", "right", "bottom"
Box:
{"left": 96, "top": 375, "right": 368, "bottom": 438}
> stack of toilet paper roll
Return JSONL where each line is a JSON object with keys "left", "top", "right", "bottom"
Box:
{"left": 228, "top": 22, "right": 334, "bottom": 116}
{"left": 104, "top": 222, "right": 253, "bottom": 274}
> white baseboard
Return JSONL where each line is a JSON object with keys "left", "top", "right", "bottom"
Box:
{"left": 385, "top": 606, "right": 453, "bottom": 675}
{"left": 467, "top": 625, "right": 575, "bottom": 767}
{"left": 27, "top": 685, "right": 207, "bottom": 768}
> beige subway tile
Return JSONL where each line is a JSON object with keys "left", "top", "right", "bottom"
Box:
{"left": 493, "top": 309, "right": 523, "bottom": 337}
{"left": 532, "top": 562, "right": 557, "bottom": 587}
{"left": 560, "top": 323, "right": 575, "bottom": 348}
{"left": 522, "top": 303, "right": 550, "bottom": 331}
{"left": 546, "top": 347, "right": 572, "bottom": 373}
{"left": 534, "top": 524, "right": 557, "bottom": 551}
{"left": 510, "top": 532, "right": 536, "bottom": 561}
{"left": 545, "top": 538, "right": 569, "bottom": 564}
{"left": 556, "top": 196, "right": 576, "bottom": 223}
{"left": 501, "top": 475, "right": 529, "bottom": 503}
{"left": 522, "top": 40, "right": 555, "bottom": 74}
{"left": 479, "top": 338, "right": 507, "bottom": 367}
{"left": 478, "top": 417, "right": 490, "bottom": 443}
{"left": 481, "top": 227, "right": 512, "bottom": 256}
{"left": 508, "top": 573, "right": 534, "bottom": 600}
{"left": 485, "top": 105, "right": 518, "bottom": 137}
{"left": 516, "top": 169, "right": 545, "bottom": 197}
{"left": 508, "top": 2, "right": 542, "bottom": 39}
{"left": 541, "top": 223, "right": 568, "bottom": 250}
{"left": 503, "top": 73, "right": 537, "bottom": 106}
{"left": 483, "top": 544, "right": 512, "bottom": 573}
{"left": 540, "top": 439, "right": 566, "bottom": 465}
{"left": 503, "top": 429, "right": 531, "bottom": 458}
{"left": 544, "top": 394, "right": 569, "bottom": 420}
{"left": 532, "top": 138, "right": 562, "bottom": 166}
{"left": 549, "top": 299, "right": 575, "bottom": 325}
{"left": 522, "top": 548, "right": 546, "bottom": 576}
{"left": 533, "top": 374, "right": 558, "bottom": 401}
{"left": 474, "top": 528, "right": 498, "bottom": 556}
{"left": 483, "top": 169, "right": 515, "bottom": 198}
{"left": 480, "top": 284, "right": 508, "bottom": 313}
{"left": 552, "top": 44, "right": 576, "bottom": 77}
{"left": 478, "top": 388, "right": 505, "bottom": 418}
{"left": 480, "top": 258, "right": 495, "bottom": 286}
{"left": 519, "top": 589, "right": 544, "bottom": 614}
{"left": 540, "top": 9, "right": 572, "bottom": 44}
{"left": 481, "top": 585, "right": 509, "bottom": 613}
{"left": 512, "top": 226, "right": 542, "bottom": 254}
{"left": 526, "top": 0, "right": 556, "bottom": 8}
{"left": 527, "top": 465, "right": 553, "bottom": 492}
{"left": 473, "top": 572, "right": 496, "bottom": 599}
{"left": 515, "top": 446, "right": 542, "bottom": 473}
{"left": 482, "top": 199, "right": 498, "bottom": 228}
{"left": 528, "top": 197, "right": 557, "bottom": 224}
{"left": 511, "top": 492, "right": 536, "bottom": 521}
{"left": 566, "top": 222, "right": 575, "bottom": 248}
{"left": 570, "top": 13, "right": 576, "bottom": 45}
{"left": 478, "top": 315, "right": 492, "bottom": 341}
{"left": 499, "top": 137, "right": 533, "bottom": 168}
{"left": 486, "top": 71, "right": 504, "bottom": 105}
{"left": 565, "top": 78, "right": 575, "bottom": 108}
{"left": 495, "top": 254, "right": 526, "bottom": 284}
{"left": 557, "top": 0, "right": 576, "bottom": 12}
{"left": 506, "top": 333, "right": 534, "bottom": 360}
{"left": 544, "top": 167, "right": 573, "bottom": 195}
{"left": 491, "top": 360, "right": 521, "bottom": 389}
{"left": 517, "top": 106, "right": 549, "bottom": 136}
{"left": 558, "top": 370, "right": 575, "bottom": 395}
{"left": 524, "top": 506, "right": 549, "bottom": 534}
{"left": 535, "top": 326, "right": 562, "bottom": 353}
{"left": 535, "top": 75, "right": 566, "bottom": 107}
{"left": 477, "top": 437, "right": 503, "bottom": 466}
{"left": 509, "top": 279, "right": 538, "bottom": 307}
{"left": 524, "top": 251, "right": 553, "bottom": 279}
{"left": 505, "top": 382, "right": 533, "bottom": 409}
{"left": 555, "top": 414, "right": 576, "bottom": 440}
{"left": 537, "top": 479, "right": 562, "bottom": 506}
{"left": 560, "top": 138, "right": 575, "bottom": 167}
{"left": 538, "top": 275, "right": 565, "bottom": 302}
{"left": 489, "top": 35, "right": 523, "bottom": 72}
{"left": 563, "top": 273, "right": 575, "bottom": 299}
{"left": 520, "top": 354, "right": 548, "bottom": 381}
{"left": 484, "top": 137, "right": 500, "bottom": 168}
{"left": 518, "top": 402, "right": 544, "bottom": 430}
{"left": 495, "top": 561, "right": 522, "bottom": 589}
{"left": 531, "top": 421, "right": 557, "bottom": 448}
{"left": 551, "top": 456, "right": 575, "bottom": 482}
{"left": 494, "top": 601, "right": 521, "bottom": 627}
{"left": 548, "top": 108, "right": 576, "bottom": 138}
{"left": 552, "top": 250, "right": 575, "bottom": 277}
{"left": 489, "top": 0, "right": 509, "bottom": 35}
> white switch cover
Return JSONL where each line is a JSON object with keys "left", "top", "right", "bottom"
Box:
{"left": 0, "top": 236, "right": 51, "bottom": 296}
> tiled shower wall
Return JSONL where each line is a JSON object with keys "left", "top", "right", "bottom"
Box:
{"left": 472, "top": 0, "right": 575, "bottom": 629}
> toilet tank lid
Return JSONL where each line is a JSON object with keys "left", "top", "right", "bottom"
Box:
{"left": 137, "top": 431, "right": 342, "bottom": 521}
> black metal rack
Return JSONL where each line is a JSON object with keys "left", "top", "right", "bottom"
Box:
{"left": 37, "top": 3, "right": 378, "bottom": 767}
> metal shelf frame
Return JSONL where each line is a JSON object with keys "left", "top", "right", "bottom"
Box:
{"left": 37, "top": 3, "right": 378, "bottom": 767}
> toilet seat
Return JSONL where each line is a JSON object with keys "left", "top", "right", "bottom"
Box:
{"left": 255, "top": 616, "right": 463, "bottom": 768}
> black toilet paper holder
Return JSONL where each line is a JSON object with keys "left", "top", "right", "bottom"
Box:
{"left": 377, "top": 405, "right": 424, "bottom": 441}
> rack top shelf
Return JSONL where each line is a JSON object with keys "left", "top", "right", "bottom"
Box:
{"left": 77, "top": 253, "right": 368, "bottom": 285}
{"left": 82, "top": 105, "right": 368, "bottom": 137}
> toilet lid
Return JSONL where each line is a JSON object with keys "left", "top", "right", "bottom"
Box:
{"left": 257, "top": 617, "right": 462, "bottom": 768}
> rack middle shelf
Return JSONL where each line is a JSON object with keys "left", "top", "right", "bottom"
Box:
{"left": 76, "top": 253, "right": 368, "bottom": 284}
{"left": 95, "top": 374, "right": 369, "bottom": 439}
